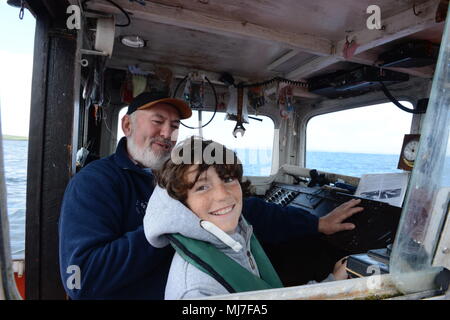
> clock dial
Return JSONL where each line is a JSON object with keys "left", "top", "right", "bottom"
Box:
{"left": 403, "top": 140, "right": 418, "bottom": 161}
{"left": 398, "top": 134, "right": 420, "bottom": 171}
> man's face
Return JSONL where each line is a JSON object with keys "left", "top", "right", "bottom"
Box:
{"left": 122, "top": 103, "right": 181, "bottom": 169}
{"left": 185, "top": 166, "right": 243, "bottom": 234}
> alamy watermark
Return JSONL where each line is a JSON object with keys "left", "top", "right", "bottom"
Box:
{"left": 170, "top": 138, "right": 241, "bottom": 165}
{"left": 366, "top": 264, "right": 383, "bottom": 289}
{"left": 66, "top": 5, "right": 81, "bottom": 30}
{"left": 366, "top": 5, "right": 382, "bottom": 30}
{"left": 66, "top": 265, "right": 81, "bottom": 290}
{"left": 65, "top": 4, "right": 382, "bottom": 31}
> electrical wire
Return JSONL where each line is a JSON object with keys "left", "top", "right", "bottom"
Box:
{"left": 173, "top": 73, "right": 308, "bottom": 129}
{"left": 173, "top": 76, "right": 218, "bottom": 129}
{"left": 379, "top": 81, "right": 426, "bottom": 114}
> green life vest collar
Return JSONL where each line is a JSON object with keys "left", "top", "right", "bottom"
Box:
{"left": 168, "top": 232, "right": 283, "bottom": 294}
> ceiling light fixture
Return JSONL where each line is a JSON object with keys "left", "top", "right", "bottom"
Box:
{"left": 120, "top": 35, "right": 146, "bottom": 48}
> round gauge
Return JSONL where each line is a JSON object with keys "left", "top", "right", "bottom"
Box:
{"left": 398, "top": 134, "right": 420, "bottom": 170}
{"left": 403, "top": 140, "right": 419, "bottom": 161}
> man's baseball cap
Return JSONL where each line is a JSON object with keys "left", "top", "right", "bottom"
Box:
{"left": 127, "top": 91, "right": 192, "bottom": 119}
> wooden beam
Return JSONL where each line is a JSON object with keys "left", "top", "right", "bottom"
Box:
{"left": 26, "top": 0, "right": 70, "bottom": 26}
{"left": 287, "top": 0, "right": 441, "bottom": 79}
{"left": 40, "top": 31, "right": 77, "bottom": 300}
{"left": 25, "top": 4, "right": 77, "bottom": 300}
{"left": 336, "top": 0, "right": 442, "bottom": 57}
{"left": 86, "top": 0, "right": 333, "bottom": 57}
{"left": 387, "top": 65, "right": 435, "bottom": 78}
{"left": 286, "top": 56, "right": 340, "bottom": 80}
{"left": 204, "top": 274, "right": 400, "bottom": 300}
{"left": 284, "top": 52, "right": 386, "bottom": 80}
{"left": 267, "top": 49, "right": 300, "bottom": 71}
{"left": 25, "top": 13, "right": 49, "bottom": 301}
{"left": 106, "top": 55, "right": 250, "bottom": 85}
{"left": 347, "top": 51, "right": 435, "bottom": 78}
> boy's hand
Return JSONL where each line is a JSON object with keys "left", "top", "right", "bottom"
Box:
{"left": 318, "top": 199, "right": 363, "bottom": 235}
{"left": 333, "top": 257, "right": 349, "bottom": 281}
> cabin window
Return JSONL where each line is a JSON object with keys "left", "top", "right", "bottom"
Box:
{"left": 117, "top": 109, "right": 276, "bottom": 177}
{"left": 305, "top": 101, "right": 413, "bottom": 177}
{"left": 178, "top": 111, "right": 275, "bottom": 177}
{"left": 0, "top": 2, "right": 36, "bottom": 265}
{"left": 117, "top": 106, "right": 127, "bottom": 143}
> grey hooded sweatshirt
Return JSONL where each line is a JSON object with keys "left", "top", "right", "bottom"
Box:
{"left": 144, "top": 186, "right": 336, "bottom": 299}
{"left": 143, "top": 185, "right": 263, "bottom": 299}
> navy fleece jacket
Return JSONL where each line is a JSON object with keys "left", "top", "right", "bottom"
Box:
{"left": 58, "top": 137, "right": 319, "bottom": 300}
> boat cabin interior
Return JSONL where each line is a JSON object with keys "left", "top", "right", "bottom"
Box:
{"left": 1, "top": 0, "right": 449, "bottom": 300}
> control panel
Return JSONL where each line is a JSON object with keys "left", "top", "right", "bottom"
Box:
{"left": 263, "top": 182, "right": 402, "bottom": 254}
{"left": 263, "top": 183, "right": 332, "bottom": 213}
{"left": 264, "top": 186, "right": 300, "bottom": 206}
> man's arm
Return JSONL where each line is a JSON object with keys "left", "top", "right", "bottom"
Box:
{"left": 242, "top": 197, "right": 363, "bottom": 244}
{"left": 242, "top": 197, "right": 319, "bottom": 244}
{"left": 58, "top": 167, "right": 169, "bottom": 299}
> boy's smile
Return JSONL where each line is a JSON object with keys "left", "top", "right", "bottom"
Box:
{"left": 209, "top": 204, "right": 235, "bottom": 216}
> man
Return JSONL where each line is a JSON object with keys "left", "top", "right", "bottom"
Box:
{"left": 59, "top": 91, "right": 363, "bottom": 300}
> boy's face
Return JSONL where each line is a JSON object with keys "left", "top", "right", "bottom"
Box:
{"left": 185, "top": 166, "right": 242, "bottom": 234}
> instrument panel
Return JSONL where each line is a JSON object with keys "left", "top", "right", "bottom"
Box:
{"left": 263, "top": 186, "right": 300, "bottom": 207}
{"left": 263, "top": 183, "right": 339, "bottom": 215}
{"left": 263, "top": 182, "right": 402, "bottom": 254}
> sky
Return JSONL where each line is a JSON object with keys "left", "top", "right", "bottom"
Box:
{"left": 0, "top": 1, "right": 35, "bottom": 137}
{"left": 306, "top": 102, "right": 413, "bottom": 154}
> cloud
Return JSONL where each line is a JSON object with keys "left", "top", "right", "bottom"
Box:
{"left": 0, "top": 51, "right": 33, "bottom": 137}
{"left": 306, "top": 102, "right": 413, "bottom": 154}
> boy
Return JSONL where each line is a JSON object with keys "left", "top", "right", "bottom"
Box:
{"left": 144, "top": 137, "right": 348, "bottom": 299}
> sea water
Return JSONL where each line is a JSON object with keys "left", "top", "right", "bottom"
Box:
{"left": 3, "top": 140, "right": 27, "bottom": 259}
{"left": 2, "top": 139, "right": 407, "bottom": 260}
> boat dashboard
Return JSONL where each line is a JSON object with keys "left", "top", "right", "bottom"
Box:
{"left": 262, "top": 181, "right": 402, "bottom": 254}
{"left": 259, "top": 178, "right": 402, "bottom": 285}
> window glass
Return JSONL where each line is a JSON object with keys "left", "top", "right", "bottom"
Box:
{"left": 116, "top": 109, "right": 276, "bottom": 176}
{"left": 178, "top": 111, "right": 275, "bottom": 176}
{"left": 306, "top": 102, "right": 413, "bottom": 177}
{"left": 117, "top": 106, "right": 127, "bottom": 143}
{"left": 0, "top": 3, "right": 36, "bottom": 261}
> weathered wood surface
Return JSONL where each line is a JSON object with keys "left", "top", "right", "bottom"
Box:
{"left": 25, "top": 0, "right": 75, "bottom": 300}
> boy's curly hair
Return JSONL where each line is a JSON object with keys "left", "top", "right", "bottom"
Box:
{"left": 155, "top": 136, "right": 252, "bottom": 204}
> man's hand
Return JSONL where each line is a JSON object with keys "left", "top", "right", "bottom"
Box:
{"left": 318, "top": 199, "right": 363, "bottom": 235}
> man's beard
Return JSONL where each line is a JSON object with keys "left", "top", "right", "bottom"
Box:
{"left": 127, "top": 136, "right": 172, "bottom": 170}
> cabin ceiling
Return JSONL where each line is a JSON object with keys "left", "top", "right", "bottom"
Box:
{"left": 78, "top": 0, "right": 445, "bottom": 81}
{"left": 110, "top": 19, "right": 288, "bottom": 79}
